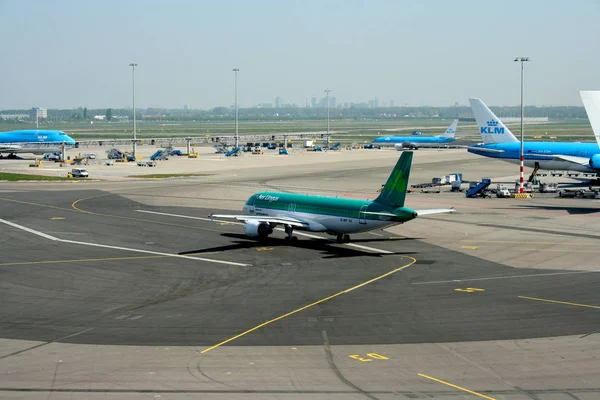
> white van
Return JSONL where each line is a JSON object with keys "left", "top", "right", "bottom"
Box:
{"left": 71, "top": 168, "right": 89, "bottom": 178}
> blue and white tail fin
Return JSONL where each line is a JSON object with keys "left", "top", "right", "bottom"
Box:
{"left": 580, "top": 91, "right": 600, "bottom": 148}
{"left": 469, "top": 98, "right": 519, "bottom": 144}
{"left": 439, "top": 119, "right": 458, "bottom": 139}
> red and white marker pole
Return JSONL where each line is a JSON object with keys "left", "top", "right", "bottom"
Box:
{"left": 515, "top": 57, "right": 530, "bottom": 194}
{"left": 520, "top": 155, "right": 525, "bottom": 193}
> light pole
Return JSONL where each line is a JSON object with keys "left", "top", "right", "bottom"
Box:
{"left": 514, "top": 57, "right": 529, "bottom": 194}
{"left": 129, "top": 62, "right": 138, "bottom": 159}
{"left": 324, "top": 89, "right": 331, "bottom": 141}
{"left": 233, "top": 68, "right": 239, "bottom": 149}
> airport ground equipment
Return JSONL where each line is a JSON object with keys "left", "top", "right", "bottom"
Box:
{"left": 279, "top": 148, "right": 289, "bottom": 155}
{"left": 70, "top": 168, "right": 89, "bottom": 178}
{"left": 213, "top": 144, "right": 229, "bottom": 154}
{"left": 466, "top": 178, "right": 492, "bottom": 198}
{"left": 188, "top": 148, "right": 199, "bottom": 158}
{"left": 137, "top": 161, "right": 157, "bottom": 167}
{"left": 451, "top": 179, "right": 463, "bottom": 192}
{"left": 313, "top": 146, "right": 323, "bottom": 151}
{"left": 330, "top": 142, "right": 341, "bottom": 151}
{"left": 150, "top": 150, "right": 169, "bottom": 161}
{"left": 225, "top": 147, "right": 241, "bottom": 157}
{"left": 496, "top": 184, "right": 511, "bottom": 198}
{"left": 539, "top": 182, "right": 558, "bottom": 193}
{"left": 29, "top": 159, "right": 43, "bottom": 168}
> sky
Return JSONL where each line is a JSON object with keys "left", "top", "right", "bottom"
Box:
{"left": 0, "top": 0, "right": 598, "bottom": 109}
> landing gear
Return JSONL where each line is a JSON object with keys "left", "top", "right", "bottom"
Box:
{"left": 336, "top": 234, "right": 350, "bottom": 243}
{"left": 284, "top": 225, "right": 298, "bottom": 241}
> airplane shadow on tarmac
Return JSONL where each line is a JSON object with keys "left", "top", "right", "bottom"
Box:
{"left": 179, "top": 233, "right": 418, "bottom": 259}
{"left": 514, "top": 204, "right": 600, "bottom": 215}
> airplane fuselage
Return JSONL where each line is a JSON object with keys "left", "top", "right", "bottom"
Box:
{"left": 469, "top": 142, "right": 600, "bottom": 173}
{"left": 0, "top": 130, "right": 77, "bottom": 155}
{"left": 242, "top": 192, "right": 416, "bottom": 234}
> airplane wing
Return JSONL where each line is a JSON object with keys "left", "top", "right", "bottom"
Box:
{"left": 547, "top": 154, "right": 591, "bottom": 166}
{"left": 415, "top": 208, "right": 455, "bottom": 216}
{"left": 467, "top": 146, "right": 504, "bottom": 153}
{"left": 361, "top": 211, "right": 398, "bottom": 217}
{"left": 210, "top": 214, "right": 309, "bottom": 227}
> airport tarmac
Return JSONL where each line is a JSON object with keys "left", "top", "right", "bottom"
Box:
{"left": 1, "top": 147, "right": 599, "bottom": 399}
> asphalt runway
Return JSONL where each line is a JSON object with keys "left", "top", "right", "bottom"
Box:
{"left": 2, "top": 188, "right": 600, "bottom": 351}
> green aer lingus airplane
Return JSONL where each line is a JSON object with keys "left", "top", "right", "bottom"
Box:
{"left": 211, "top": 151, "right": 454, "bottom": 243}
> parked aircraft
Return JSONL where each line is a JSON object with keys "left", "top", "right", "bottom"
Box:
{"left": 0, "top": 130, "right": 76, "bottom": 157}
{"left": 210, "top": 151, "right": 454, "bottom": 243}
{"left": 468, "top": 98, "right": 600, "bottom": 173}
{"left": 371, "top": 120, "right": 458, "bottom": 149}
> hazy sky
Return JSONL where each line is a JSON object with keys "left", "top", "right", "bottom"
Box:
{"left": 1, "top": 0, "right": 598, "bottom": 109}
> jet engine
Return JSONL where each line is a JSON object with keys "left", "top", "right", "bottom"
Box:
{"left": 244, "top": 220, "right": 273, "bottom": 238}
{"left": 589, "top": 154, "right": 600, "bottom": 169}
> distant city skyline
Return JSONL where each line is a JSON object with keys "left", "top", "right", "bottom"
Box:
{"left": 1, "top": 0, "right": 598, "bottom": 109}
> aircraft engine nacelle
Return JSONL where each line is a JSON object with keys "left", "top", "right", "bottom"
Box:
{"left": 243, "top": 220, "right": 273, "bottom": 238}
{"left": 589, "top": 154, "right": 600, "bottom": 169}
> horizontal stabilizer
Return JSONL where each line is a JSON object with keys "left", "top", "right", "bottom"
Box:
{"left": 210, "top": 214, "right": 308, "bottom": 227}
{"left": 415, "top": 208, "right": 455, "bottom": 216}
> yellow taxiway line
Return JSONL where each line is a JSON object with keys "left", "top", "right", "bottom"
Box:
{"left": 418, "top": 373, "right": 496, "bottom": 400}
{"left": 201, "top": 256, "right": 417, "bottom": 353}
{"left": 519, "top": 296, "right": 600, "bottom": 310}
{"left": 0, "top": 255, "right": 169, "bottom": 267}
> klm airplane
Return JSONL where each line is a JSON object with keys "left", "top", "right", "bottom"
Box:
{"left": 468, "top": 97, "right": 600, "bottom": 173}
{"left": 211, "top": 151, "right": 454, "bottom": 243}
{"left": 0, "top": 130, "right": 77, "bottom": 157}
{"left": 371, "top": 119, "right": 458, "bottom": 149}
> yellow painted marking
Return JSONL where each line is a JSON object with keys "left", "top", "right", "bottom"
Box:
{"left": 418, "top": 373, "right": 496, "bottom": 400}
{"left": 217, "top": 222, "right": 233, "bottom": 225}
{"left": 69, "top": 194, "right": 224, "bottom": 233}
{"left": 367, "top": 353, "right": 389, "bottom": 360}
{"left": 0, "top": 197, "right": 72, "bottom": 212}
{"left": 388, "top": 236, "right": 406, "bottom": 240}
{"left": 0, "top": 255, "right": 169, "bottom": 267}
{"left": 349, "top": 355, "right": 372, "bottom": 362}
{"left": 201, "top": 257, "right": 417, "bottom": 353}
{"left": 455, "top": 288, "right": 485, "bottom": 293}
{"left": 460, "top": 245, "right": 479, "bottom": 249}
{"left": 50, "top": 217, "right": 65, "bottom": 220}
{"left": 254, "top": 247, "right": 274, "bottom": 251}
{"left": 519, "top": 296, "right": 600, "bottom": 310}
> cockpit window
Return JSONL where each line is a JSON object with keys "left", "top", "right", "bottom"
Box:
{"left": 245, "top": 195, "right": 257, "bottom": 206}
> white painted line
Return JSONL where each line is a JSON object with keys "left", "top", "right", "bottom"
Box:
{"left": 0, "top": 218, "right": 59, "bottom": 241}
{"left": 0, "top": 218, "right": 250, "bottom": 267}
{"left": 137, "top": 210, "right": 393, "bottom": 254}
{"left": 412, "top": 270, "right": 599, "bottom": 285}
{"left": 129, "top": 315, "right": 144, "bottom": 320}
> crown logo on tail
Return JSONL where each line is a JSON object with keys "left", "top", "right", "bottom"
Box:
{"left": 486, "top": 120, "right": 499, "bottom": 127}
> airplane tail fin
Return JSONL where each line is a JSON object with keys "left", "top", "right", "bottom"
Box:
{"left": 469, "top": 98, "right": 519, "bottom": 144}
{"left": 440, "top": 119, "right": 458, "bottom": 138}
{"left": 374, "top": 151, "right": 412, "bottom": 208}
{"left": 580, "top": 91, "right": 600, "bottom": 147}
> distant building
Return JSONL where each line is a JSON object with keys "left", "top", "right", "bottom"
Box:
{"left": 183, "top": 104, "right": 189, "bottom": 110}
{"left": 311, "top": 97, "right": 317, "bottom": 108}
{"left": 274, "top": 96, "right": 282, "bottom": 108}
{"left": 94, "top": 115, "right": 106, "bottom": 120}
{"left": 30, "top": 107, "right": 47, "bottom": 120}
{"left": 390, "top": 100, "right": 395, "bottom": 107}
